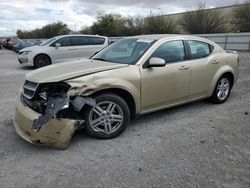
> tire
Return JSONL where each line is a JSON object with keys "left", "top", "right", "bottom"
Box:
{"left": 34, "top": 54, "right": 51, "bottom": 68}
{"left": 210, "top": 75, "right": 232, "bottom": 104}
{"left": 83, "top": 93, "right": 130, "bottom": 139}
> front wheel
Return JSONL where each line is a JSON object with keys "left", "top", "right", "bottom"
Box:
{"left": 83, "top": 93, "right": 130, "bottom": 139}
{"left": 34, "top": 54, "right": 51, "bottom": 68}
{"left": 210, "top": 75, "right": 232, "bottom": 104}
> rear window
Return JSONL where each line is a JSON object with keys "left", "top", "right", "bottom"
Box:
{"left": 88, "top": 37, "right": 105, "bottom": 45}
{"left": 71, "top": 36, "right": 88, "bottom": 46}
{"left": 188, "top": 40, "right": 212, "bottom": 59}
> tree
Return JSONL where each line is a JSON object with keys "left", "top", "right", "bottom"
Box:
{"left": 180, "top": 2, "right": 227, "bottom": 34}
{"left": 120, "top": 17, "right": 144, "bottom": 36}
{"left": 80, "top": 26, "right": 92, "bottom": 34}
{"left": 81, "top": 13, "right": 145, "bottom": 37}
{"left": 16, "top": 22, "right": 70, "bottom": 39}
{"left": 144, "top": 15, "right": 177, "bottom": 34}
{"left": 232, "top": 1, "right": 250, "bottom": 32}
{"left": 89, "top": 13, "right": 125, "bottom": 36}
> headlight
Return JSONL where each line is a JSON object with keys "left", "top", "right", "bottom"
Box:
{"left": 20, "top": 50, "right": 32, "bottom": 55}
{"left": 37, "top": 82, "right": 71, "bottom": 99}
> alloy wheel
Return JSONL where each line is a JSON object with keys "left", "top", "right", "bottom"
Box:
{"left": 216, "top": 78, "right": 230, "bottom": 101}
{"left": 89, "top": 101, "right": 124, "bottom": 135}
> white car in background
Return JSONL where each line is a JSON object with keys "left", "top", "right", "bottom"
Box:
{"left": 18, "top": 35, "right": 109, "bottom": 68}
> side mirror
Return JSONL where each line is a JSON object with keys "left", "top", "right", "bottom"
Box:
{"left": 148, "top": 57, "right": 166, "bottom": 67}
{"left": 55, "top": 43, "right": 61, "bottom": 49}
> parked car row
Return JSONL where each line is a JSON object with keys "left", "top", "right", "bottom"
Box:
{"left": 1, "top": 37, "right": 45, "bottom": 53}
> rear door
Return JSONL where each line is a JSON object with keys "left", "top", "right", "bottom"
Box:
{"left": 186, "top": 40, "right": 216, "bottom": 99}
{"left": 70, "top": 36, "right": 89, "bottom": 58}
{"left": 88, "top": 36, "right": 107, "bottom": 55}
{"left": 71, "top": 36, "right": 107, "bottom": 59}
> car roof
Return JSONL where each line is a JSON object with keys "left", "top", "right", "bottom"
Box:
{"left": 57, "top": 34, "right": 107, "bottom": 38}
{"left": 127, "top": 34, "right": 218, "bottom": 45}
{"left": 129, "top": 34, "right": 210, "bottom": 40}
{"left": 129, "top": 34, "right": 182, "bottom": 40}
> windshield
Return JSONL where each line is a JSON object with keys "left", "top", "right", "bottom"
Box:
{"left": 40, "top": 37, "right": 58, "bottom": 46}
{"left": 92, "top": 38, "right": 156, "bottom": 65}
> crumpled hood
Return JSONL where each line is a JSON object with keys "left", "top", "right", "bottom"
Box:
{"left": 26, "top": 59, "right": 129, "bottom": 83}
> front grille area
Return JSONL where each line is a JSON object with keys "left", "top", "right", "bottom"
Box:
{"left": 23, "top": 80, "right": 38, "bottom": 100}
{"left": 21, "top": 81, "right": 71, "bottom": 114}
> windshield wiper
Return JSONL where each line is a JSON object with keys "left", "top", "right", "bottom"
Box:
{"left": 92, "top": 58, "right": 108, "bottom": 62}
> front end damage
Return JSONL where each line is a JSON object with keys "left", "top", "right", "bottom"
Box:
{"left": 14, "top": 80, "right": 96, "bottom": 149}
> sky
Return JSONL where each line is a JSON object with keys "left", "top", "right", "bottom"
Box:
{"left": 0, "top": 0, "right": 246, "bottom": 36}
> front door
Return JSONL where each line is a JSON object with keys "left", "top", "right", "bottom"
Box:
{"left": 50, "top": 37, "right": 73, "bottom": 63}
{"left": 140, "top": 40, "right": 192, "bottom": 112}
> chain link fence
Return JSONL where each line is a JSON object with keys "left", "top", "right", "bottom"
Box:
{"left": 109, "top": 33, "right": 250, "bottom": 52}
{"left": 197, "top": 33, "right": 250, "bottom": 51}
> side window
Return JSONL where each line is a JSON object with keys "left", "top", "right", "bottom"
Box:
{"left": 151, "top": 40, "right": 185, "bottom": 63}
{"left": 54, "top": 37, "right": 71, "bottom": 47}
{"left": 71, "top": 36, "right": 88, "bottom": 46}
{"left": 188, "top": 40, "right": 211, "bottom": 59}
{"left": 89, "top": 37, "right": 105, "bottom": 45}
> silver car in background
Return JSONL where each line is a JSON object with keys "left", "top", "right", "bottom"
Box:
{"left": 18, "top": 35, "right": 108, "bottom": 68}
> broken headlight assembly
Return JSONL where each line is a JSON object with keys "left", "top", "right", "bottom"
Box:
{"left": 22, "top": 81, "right": 71, "bottom": 114}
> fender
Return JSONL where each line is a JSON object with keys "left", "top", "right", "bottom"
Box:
{"left": 208, "top": 65, "right": 234, "bottom": 96}
{"left": 68, "top": 77, "right": 141, "bottom": 113}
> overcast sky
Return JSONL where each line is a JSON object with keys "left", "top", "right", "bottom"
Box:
{"left": 0, "top": 0, "right": 245, "bottom": 36}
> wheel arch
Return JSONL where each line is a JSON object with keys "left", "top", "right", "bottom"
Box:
{"left": 33, "top": 53, "right": 52, "bottom": 66}
{"left": 208, "top": 67, "right": 235, "bottom": 96}
{"left": 90, "top": 88, "right": 137, "bottom": 119}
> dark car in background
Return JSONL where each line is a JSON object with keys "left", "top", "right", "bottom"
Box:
{"left": 4, "top": 37, "right": 19, "bottom": 50}
{"left": 31, "top": 40, "right": 43, "bottom": 46}
{"left": 2, "top": 39, "right": 8, "bottom": 48}
{"left": 13, "top": 41, "right": 32, "bottom": 53}
{"left": 2, "top": 37, "right": 45, "bottom": 52}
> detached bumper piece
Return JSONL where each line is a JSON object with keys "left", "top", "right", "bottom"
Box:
{"left": 14, "top": 91, "right": 76, "bottom": 149}
{"left": 33, "top": 95, "right": 69, "bottom": 131}
{"left": 14, "top": 89, "right": 97, "bottom": 149}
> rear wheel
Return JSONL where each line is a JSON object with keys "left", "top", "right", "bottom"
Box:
{"left": 210, "top": 75, "right": 232, "bottom": 104}
{"left": 34, "top": 54, "right": 51, "bottom": 68}
{"left": 83, "top": 93, "right": 130, "bottom": 139}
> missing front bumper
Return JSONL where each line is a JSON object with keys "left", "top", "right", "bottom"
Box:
{"left": 14, "top": 92, "right": 76, "bottom": 149}
{"left": 15, "top": 91, "right": 96, "bottom": 149}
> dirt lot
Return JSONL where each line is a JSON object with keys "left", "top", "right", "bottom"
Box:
{"left": 0, "top": 49, "right": 249, "bottom": 188}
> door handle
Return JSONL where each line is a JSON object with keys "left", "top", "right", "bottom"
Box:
{"left": 212, "top": 60, "right": 219, "bottom": 64}
{"left": 179, "top": 65, "right": 189, "bottom": 70}
{"left": 68, "top": 48, "right": 78, "bottom": 51}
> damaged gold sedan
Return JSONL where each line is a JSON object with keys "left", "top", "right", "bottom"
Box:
{"left": 14, "top": 35, "right": 239, "bottom": 149}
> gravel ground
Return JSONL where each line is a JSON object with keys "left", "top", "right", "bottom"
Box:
{"left": 0, "top": 49, "right": 249, "bottom": 188}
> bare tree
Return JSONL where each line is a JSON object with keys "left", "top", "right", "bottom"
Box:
{"left": 144, "top": 15, "right": 178, "bottom": 34}
{"left": 232, "top": 1, "right": 250, "bottom": 32}
{"left": 180, "top": 2, "right": 227, "bottom": 34}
